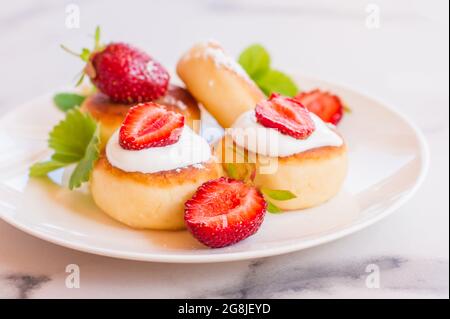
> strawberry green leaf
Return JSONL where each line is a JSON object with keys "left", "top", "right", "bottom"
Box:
{"left": 261, "top": 188, "right": 297, "bottom": 201}
{"left": 238, "top": 44, "right": 271, "bottom": 79}
{"left": 29, "top": 160, "right": 66, "bottom": 177}
{"left": 48, "top": 108, "right": 97, "bottom": 163}
{"left": 29, "top": 108, "right": 100, "bottom": 189}
{"left": 53, "top": 93, "right": 86, "bottom": 112}
{"left": 68, "top": 127, "right": 100, "bottom": 189}
{"left": 266, "top": 200, "right": 282, "bottom": 214}
{"left": 256, "top": 69, "right": 299, "bottom": 97}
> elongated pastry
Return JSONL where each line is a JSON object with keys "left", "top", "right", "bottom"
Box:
{"left": 177, "top": 41, "right": 265, "bottom": 128}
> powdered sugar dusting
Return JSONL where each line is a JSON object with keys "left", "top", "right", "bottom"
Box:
{"left": 184, "top": 40, "right": 252, "bottom": 83}
{"left": 205, "top": 38, "right": 221, "bottom": 47}
{"left": 202, "top": 46, "right": 251, "bottom": 82}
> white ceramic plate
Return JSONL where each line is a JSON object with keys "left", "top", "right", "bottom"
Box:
{"left": 0, "top": 77, "right": 429, "bottom": 263}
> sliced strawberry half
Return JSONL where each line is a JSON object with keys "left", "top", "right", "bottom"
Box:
{"left": 295, "top": 89, "right": 344, "bottom": 125}
{"left": 184, "top": 177, "right": 267, "bottom": 248}
{"left": 119, "top": 102, "right": 184, "bottom": 150}
{"left": 255, "top": 93, "right": 315, "bottom": 139}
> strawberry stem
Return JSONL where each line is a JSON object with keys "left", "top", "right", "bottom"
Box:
{"left": 94, "top": 26, "right": 101, "bottom": 51}
{"left": 60, "top": 44, "right": 82, "bottom": 58}
{"left": 60, "top": 26, "right": 102, "bottom": 88}
{"left": 80, "top": 48, "right": 91, "bottom": 62}
{"left": 75, "top": 72, "right": 85, "bottom": 87}
{"left": 343, "top": 104, "right": 352, "bottom": 113}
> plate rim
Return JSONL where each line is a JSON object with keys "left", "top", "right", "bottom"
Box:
{"left": 0, "top": 76, "right": 430, "bottom": 263}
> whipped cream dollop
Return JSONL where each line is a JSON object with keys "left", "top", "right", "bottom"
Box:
{"left": 230, "top": 111, "right": 343, "bottom": 157}
{"left": 106, "top": 126, "right": 211, "bottom": 173}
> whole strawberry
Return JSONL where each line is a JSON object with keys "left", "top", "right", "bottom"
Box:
{"left": 62, "top": 27, "right": 170, "bottom": 103}
{"left": 88, "top": 43, "right": 169, "bottom": 103}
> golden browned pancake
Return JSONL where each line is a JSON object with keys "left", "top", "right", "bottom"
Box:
{"left": 90, "top": 155, "right": 223, "bottom": 230}
{"left": 177, "top": 41, "right": 265, "bottom": 128}
{"left": 215, "top": 136, "right": 348, "bottom": 210}
{"left": 80, "top": 85, "right": 201, "bottom": 147}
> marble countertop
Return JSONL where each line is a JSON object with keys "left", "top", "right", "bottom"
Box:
{"left": 0, "top": 0, "right": 448, "bottom": 299}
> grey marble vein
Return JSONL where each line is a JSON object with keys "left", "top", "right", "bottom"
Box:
{"left": 195, "top": 256, "right": 449, "bottom": 298}
{"left": 3, "top": 274, "right": 51, "bottom": 299}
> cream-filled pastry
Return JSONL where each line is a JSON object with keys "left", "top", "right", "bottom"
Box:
{"left": 215, "top": 94, "right": 348, "bottom": 210}
{"left": 90, "top": 102, "right": 222, "bottom": 230}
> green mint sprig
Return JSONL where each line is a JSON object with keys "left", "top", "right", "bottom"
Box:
{"left": 29, "top": 108, "right": 100, "bottom": 190}
{"left": 260, "top": 188, "right": 297, "bottom": 214}
{"left": 224, "top": 160, "right": 297, "bottom": 214}
{"left": 53, "top": 93, "right": 86, "bottom": 112}
{"left": 238, "top": 44, "right": 299, "bottom": 97}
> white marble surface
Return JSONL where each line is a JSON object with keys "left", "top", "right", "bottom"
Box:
{"left": 0, "top": 0, "right": 448, "bottom": 299}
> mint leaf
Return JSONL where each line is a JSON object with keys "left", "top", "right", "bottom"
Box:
{"left": 261, "top": 188, "right": 297, "bottom": 201}
{"left": 238, "top": 44, "right": 300, "bottom": 97}
{"left": 238, "top": 44, "right": 270, "bottom": 79}
{"left": 225, "top": 163, "right": 239, "bottom": 179}
{"left": 29, "top": 160, "right": 66, "bottom": 177}
{"left": 266, "top": 200, "right": 282, "bottom": 214}
{"left": 256, "top": 69, "right": 299, "bottom": 97}
{"left": 69, "top": 127, "right": 100, "bottom": 189}
{"left": 29, "top": 108, "right": 100, "bottom": 189}
{"left": 53, "top": 93, "right": 85, "bottom": 112}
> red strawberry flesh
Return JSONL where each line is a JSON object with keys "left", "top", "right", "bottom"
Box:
{"left": 295, "top": 89, "right": 344, "bottom": 125}
{"left": 90, "top": 43, "right": 170, "bottom": 103}
{"left": 184, "top": 177, "right": 267, "bottom": 248}
{"left": 255, "top": 93, "right": 315, "bottom": 139}
{"left": 119, "top": 102, "right": 184, "bottom": 150}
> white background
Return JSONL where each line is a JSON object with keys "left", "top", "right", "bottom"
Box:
{"left": 0, "top": 0, "right": 448, "bottom": 298}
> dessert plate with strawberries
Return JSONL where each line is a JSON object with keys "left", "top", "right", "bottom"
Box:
{"left": 0, "top": 30, "right": 428, "bottom": 263}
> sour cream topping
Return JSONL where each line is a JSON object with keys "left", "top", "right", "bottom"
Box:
{"left": 230, "top": 111, "right": 343, "bottom": 157}
{"left": 106, "top": 126, "right": 211, "bottom": 173}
